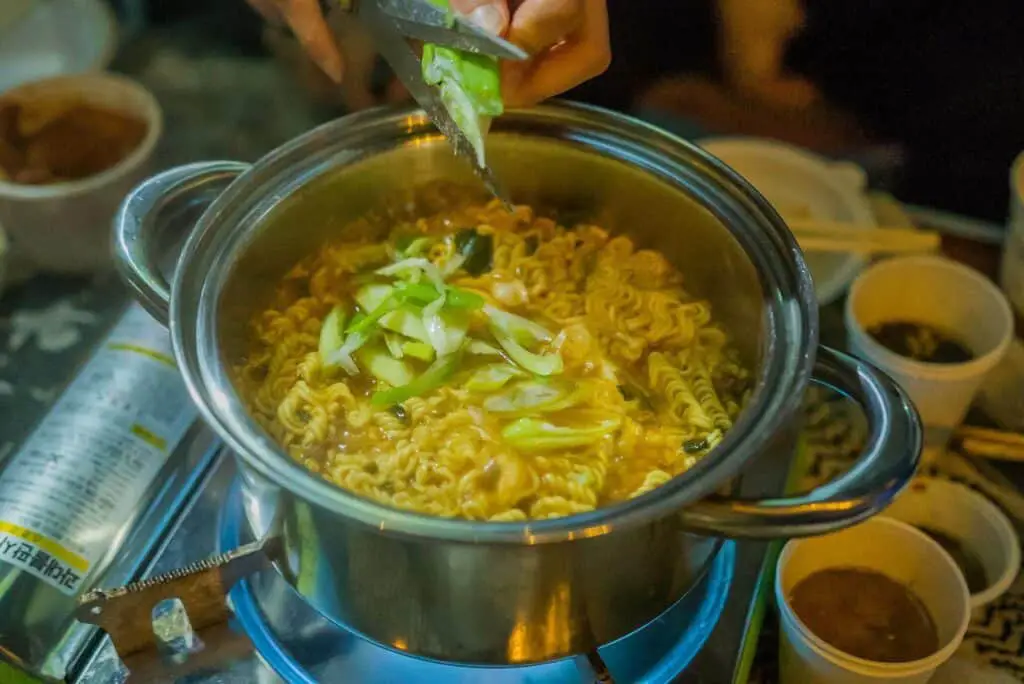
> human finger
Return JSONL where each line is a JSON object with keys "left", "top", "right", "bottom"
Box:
{"left": 282, "top": 0, "right": 344, "bottom": 83}
{"left": 450, "top": 0, "right": 510, "bottom": 35}
{"left": 502, "top": 0, "right": 609, "bottom": 106}
{"left": 506, "top": 0, "right": 584, "bottom": 54}
{"left": 246, "top": 0, "right": 283, "bottom": 24}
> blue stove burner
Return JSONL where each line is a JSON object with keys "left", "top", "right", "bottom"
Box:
{"left": 218, "top": 480, "right": 734, "bottom": 683}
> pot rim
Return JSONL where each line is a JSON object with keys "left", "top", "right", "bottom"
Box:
{"left": 169, "top": 102, "right": 819, "bottom": 544}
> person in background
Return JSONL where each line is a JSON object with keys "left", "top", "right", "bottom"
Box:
{"left": 573, "top": 0, "right": 1024, "bottom": 223}
{"left": 244, "top": 0, "right": 610, "bottom": 108}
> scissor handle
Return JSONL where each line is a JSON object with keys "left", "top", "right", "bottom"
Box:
{"left": 324, "top": 0, "right": 529, "bottom": 61}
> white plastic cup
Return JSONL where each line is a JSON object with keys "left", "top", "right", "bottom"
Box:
{"left": 776, "top": 517, "right": 971, "bottom": 684}
{"left": 882, "top": 477, "right": 1021, "bottom": 609}
{"left": 845, "top": 255, "right": 1014, "bottom": 449}
{"left": 0, "top": 72, "right": 163, "bottom": 274}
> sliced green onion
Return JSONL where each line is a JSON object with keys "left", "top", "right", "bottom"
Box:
{"left": 396, "top": 281, "right": 442, "bottom": 305}
{"left": 402, "top": 341, "right": 436, "bottom": 362}
{"left": 357, "top": 343, "right": 415, "bottom": 388}
{"left": 384, "top": 332, "right": 405, "bottom": 359}
{"left": 421, "top": 6, "right": 503, "bottom": 168}
{"left": 484, "top": 304, "right": 553, "bottom": 345}
{"left": 376, "top": 258, "right": 445, "bottom": 293}
{"left": 446, "top": 286, "right": 486, "bottom": 310}
{"left": 501, "top": 417, "right": 621, "bottom": 451}
{"left": 483, "top": 379, "right": 578, "bottom": 414}
{"left": 467, "top": 339, "right": 502, "bottom": 356}
{"left": 491, "top": 326, "right": 563, "bottom": 376}
{"left": 371, "top": 351, "right": 463, "bottom": 407}
{"left": 346, "top": 296, "right": 400, "bottom": 335}
{"left": 395, "top": 235, "right": 434, "bottom": 258}
{"left": 318, "top": 305, "right": 347, "bottom": 365}
{"left": 423, "top": 300, "right": 470, "bottom": 356}
{"left": 355, "top": 283, "right": 394, "bottom": 314}
{"left": 466, "top": 364, "right": 525, "bottom": 392}
{"left": 380, "top": 306, "right": 431, "bottom": 343}
{"left": 327, "top": 328, "right": 369, "bottom": 376}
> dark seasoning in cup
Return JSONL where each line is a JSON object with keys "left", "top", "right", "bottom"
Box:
{"left": 788, "top": 568, "right": 940, "bottom": 664}
{"left": 866, "top": 321, "right": 975, "bottom": 365}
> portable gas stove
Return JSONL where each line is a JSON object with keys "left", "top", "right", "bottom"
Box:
{"left": 0, "top": 302, "right": 789, "bottom": 684}
{"left": 73, "top": 449, "right": 742, "bottom": 684}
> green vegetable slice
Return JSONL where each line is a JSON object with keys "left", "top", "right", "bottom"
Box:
{"left": 380, "top": 306, "right": 431, "bottom": 343}
{"left": 466, "top": 364, "right": 525, "bottom": 392}
{"left": 395, "top": 235, "right": 434, "bottom": 258}
{"left": 357, "top": 343, "right": 415, "bottom": 387}
{"left": 492, "top": 326, "right": 563, "bottom": 376}
{"left": 485, "top": 305, "right": 553, "bottom": 345}
{"left": 501, "top": 417, "right": 621, "bottom": 450}
{"left": 423, "top": 300, "right": 470, "bottom": 356}
{"left": 467, "top": 339, "right": 502, "bottom": 356}
{"left": 371, "top": 351, "right": 463, "bottom": 407}
{"left": 376, "top": 257, "right": 445, "bottom": 292}
{"left": 483, "top": 379, "right": 578, "bottom": 413}
{"left": 346, "top": 296, "right": 401, "bottom": 335}
{"left": 384, "top": 332, "right": 406, "bottom": 358}
{"left": 318, "top": 305, "right": 347, "bottom": 364}
{"left": 402, "top": 341, "right": 436, "bottom": 362}
{"left": 421, "top": 3, "right": 504, "bottom": 168}
{"left": 355, "top": 283, "right": 394, "bottom": 314}
{"left": 396, "top": 281, "right": 443, "bottom": 305}
{"left": 446, "top": 286, "right": 486, "bottom": 310}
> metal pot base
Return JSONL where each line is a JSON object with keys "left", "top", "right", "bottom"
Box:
{"left": 219, "top": 479, "right": 736, "bottom": 683}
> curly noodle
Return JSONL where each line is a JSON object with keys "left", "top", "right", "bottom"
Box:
{"left": 236, "top": 200, "right": 751, "bottom": 520}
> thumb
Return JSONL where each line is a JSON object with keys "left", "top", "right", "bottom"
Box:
{"left": 449, "top": 0, "right": 510, "bottom": 36}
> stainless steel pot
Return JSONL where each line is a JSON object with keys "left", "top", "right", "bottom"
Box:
{"left": 113, "top": 103, "right": 921, "bottom": 665}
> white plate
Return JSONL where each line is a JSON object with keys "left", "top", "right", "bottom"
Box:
{"left": 700, "top": 137, "right": 876, "bottom": 305}
{"left": 0, "top": 0, "right": 117, "bottom": 94}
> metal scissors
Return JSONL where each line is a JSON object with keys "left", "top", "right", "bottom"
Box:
{"left": 323, "top": 0, "right": 528, "bottom": 202}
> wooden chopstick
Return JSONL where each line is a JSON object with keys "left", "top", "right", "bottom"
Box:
{"left": 954, "top": 425, "right": 1024, "bottom": 463}
{"left": 785, "top": 219, "right": 941, "bottom": 255}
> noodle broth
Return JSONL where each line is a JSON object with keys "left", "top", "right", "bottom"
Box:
{"left": 236, "top": 199, "right": 752, "bottom": 521}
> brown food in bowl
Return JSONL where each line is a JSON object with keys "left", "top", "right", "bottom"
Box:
{"left": 0, "top": 95, "right": 147, "bottom": 185}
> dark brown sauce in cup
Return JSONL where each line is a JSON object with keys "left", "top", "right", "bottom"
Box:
{"left": 789, "top": 568, "right": 940, "bottom": 663}
{"left": 867, "top": 321, "right": 974, "bottom": 364}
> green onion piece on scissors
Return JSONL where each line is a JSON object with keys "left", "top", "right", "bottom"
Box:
{"left": 421, "top": 0, "right": 504, "bottom": 167}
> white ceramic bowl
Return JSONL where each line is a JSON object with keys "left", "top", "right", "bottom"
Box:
{"left": 882, "top": 477, "right": 1020, "bottom": 608}
{"left": 0, "top": 73, "right": 163, "bottom": 274}
{"left": 700, "top": 136, "right": 876, "bottom": 305}
{"left": 776, "top": 517, "right": 971, "bottom": 684}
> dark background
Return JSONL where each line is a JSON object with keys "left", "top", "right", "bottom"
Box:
{"left": 112, "top": 0, "right": 1024, "bottom": 223}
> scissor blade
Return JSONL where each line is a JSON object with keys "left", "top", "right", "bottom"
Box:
{"left": 365, "top": 16, "right": 476, "bottom": 158}
{"left": 375, "top": 0, "right": 528, "bottom": 60}
{"left": 361, "top": 2, "right": 515, "bottom": 207}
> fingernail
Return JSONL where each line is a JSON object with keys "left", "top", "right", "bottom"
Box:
{"left": 468, "top": 5, "right": 505, "bottom": 35}
{"left": 319, "top": 54, "right": 344, "bottom": 84}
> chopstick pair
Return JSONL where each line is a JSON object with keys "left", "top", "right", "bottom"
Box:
{"left": 786, "top": 219, "right": 942, "bottom": 255}
{"left": 955, "top": 426, "right": 1024, "bottom": 463}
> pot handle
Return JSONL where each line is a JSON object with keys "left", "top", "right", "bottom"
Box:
{"left": 114, "top": 161, "right": 252, "bottom": 325}
{"left": 678, "top": 346, "right": 922, "bottom": 538}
